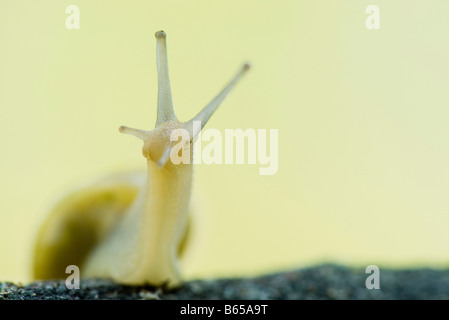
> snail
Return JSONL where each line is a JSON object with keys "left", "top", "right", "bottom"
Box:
{"left": 32, "top": 30, "right": 250, "bottom": 288}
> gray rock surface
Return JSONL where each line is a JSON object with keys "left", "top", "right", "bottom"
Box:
{"left": 1, "top": 264, "right": 449, "bottom": 300}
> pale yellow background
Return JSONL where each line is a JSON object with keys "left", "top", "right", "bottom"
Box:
{"left": 1, "top": 1, "right": 449, "bottom": 283}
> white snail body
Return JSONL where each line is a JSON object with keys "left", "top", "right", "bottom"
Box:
{"left": 32, "top": 31, "right": 250, "bottom": 288}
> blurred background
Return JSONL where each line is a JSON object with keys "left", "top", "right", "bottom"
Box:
{"left": 1, "top": 0, "right": 449, "bottom": 283}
